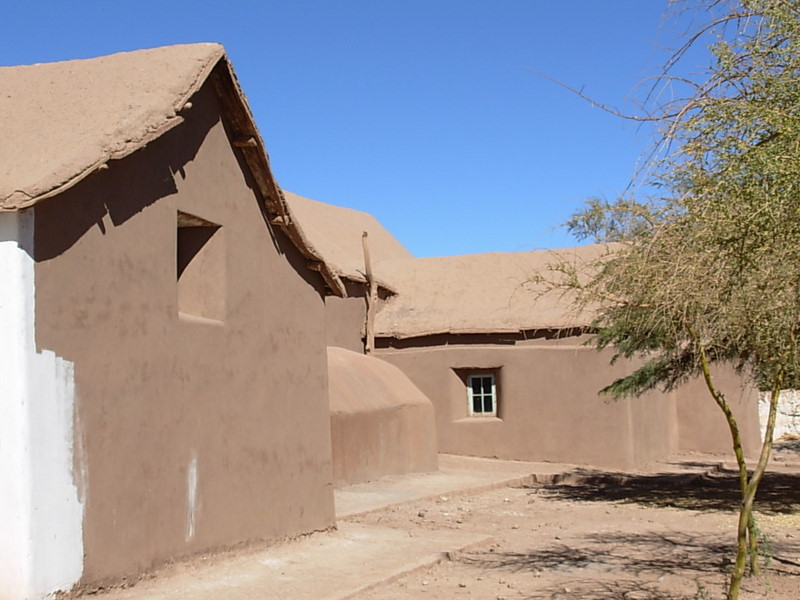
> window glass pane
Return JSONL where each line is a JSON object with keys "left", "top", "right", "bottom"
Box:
{"left": 473, "top": 396, "right": 483, "bottom": 413}
{"left": 471, "top": 378, "right": 482, "bottom": 395}
{"left": 481, "top": 376, "right": 492, "bottom": 394}
{"left": 484, "top": 396, "right": 493, "bottom": 413}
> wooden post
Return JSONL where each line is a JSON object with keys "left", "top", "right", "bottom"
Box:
{"left": 362, "top": 231, "right": 377, "bottom": 354}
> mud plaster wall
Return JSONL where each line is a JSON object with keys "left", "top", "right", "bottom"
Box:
{"left": 378, "top": 335, "right": 761, "bottom": 467}
{"left": 328, "top": 347, "right": 437, "bottom": 487}
{"left": 377, "top": 335, "right": 682, "bottom": 470}
{"left": 376, "top": 336, "right": 678, "bottom": 469}
{"left": 31, "top": 83, "right": 335, "bottom": 586}
{"left": 676, "top": 367, "right": 761, "bottom": 456}
{"left": 325, "top": 280, "right": 366, "bottom": 352}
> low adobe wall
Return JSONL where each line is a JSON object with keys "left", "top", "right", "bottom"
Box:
{"left": 376, "top": 333, "right": 760, "bottom": 469}
{"left": 328, "top": 347, "right": 438, "bottom": 487}
{"left": 675, "top": 365, "right": 761, "bottom": 456}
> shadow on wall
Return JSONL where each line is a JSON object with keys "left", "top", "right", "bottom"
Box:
{"left": 32, "top": 85, "right": 219, "bottom": 263}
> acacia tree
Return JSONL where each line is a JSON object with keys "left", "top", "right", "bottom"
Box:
{"left": 555, "top": 2, "right": 800, "bottom": 598}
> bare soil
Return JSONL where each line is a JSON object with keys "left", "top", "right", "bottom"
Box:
{"left": 344, "top": 457, "right": 800, "bottom": 600}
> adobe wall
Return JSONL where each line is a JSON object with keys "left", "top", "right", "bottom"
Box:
{"left": 376, "top": 335, "right": 679, "bottom": 470}
{"left": 325, "top": 280, "right": 366, "bottom": 352}
{"left": 676, "top": 367, "right": 761, "bottom": 456}
{"left": 30, "top": 82, "right": 335, "bottom": 587}
{"left": 377, "top": 335, "right": 761, "bottom": 468}
{"left": 328, "top": 347, "right": 438, "bottom": 486}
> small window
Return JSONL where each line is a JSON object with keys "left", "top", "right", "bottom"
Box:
{"left": 467, "top": 374, "right": 496, "bottom": 416}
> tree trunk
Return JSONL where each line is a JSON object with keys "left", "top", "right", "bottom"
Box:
{"left": 747, "top": 511, "right": 759, "bottom": 576}
{"left": 694, "top": 341, "right": 781, "bottom": 599}
{"left": 695, "top": 344, "right": 749, "bottom": 599}
{"left": 730, "top": 393, "right": 778, "bottom": 600}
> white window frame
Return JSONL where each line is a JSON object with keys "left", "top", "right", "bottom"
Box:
{"left": 467, "top": 373, "right": 497, "bottom": 417}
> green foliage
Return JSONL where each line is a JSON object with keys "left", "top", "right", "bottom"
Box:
{"left": 552, "top": 2, "right": 800, "bottom": 598}
{"left": 565, "top": 197, "right": 660, "bottom": 243}
{"left": 568, "top": 0, "right": 800, "bottom": 399}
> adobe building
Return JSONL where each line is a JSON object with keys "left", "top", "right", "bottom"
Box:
{"left": 0, "top": 42, "right": 761, "bottom": 600}
{"left": 0, "top": 44, "right": 351, "bottom": 599}
{"left": 283, "top": 192, "right": 439, "bottom": 486}
{"left": 280, "top": 192, "right": 760, "bottom": 472}
{"left": 282, "top": 191, "right": 412, "bottom": 352}
{"left": 371, "top": 250, "right": 761, "bottom": 468}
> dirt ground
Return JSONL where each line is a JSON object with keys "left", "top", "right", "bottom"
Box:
{"left": 344, "top": 452, "right": 800, "bottom": 600}
{"left": 79, "top": 448, "right": 800, "bottom": 600}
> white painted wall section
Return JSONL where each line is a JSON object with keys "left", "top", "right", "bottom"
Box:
{"left": 186, "top": 451, "right": 199, "bottom": 541}
{"left": 760, "top": 389, "right": 800, "bottom": 440}
{"left": 0, "top": 211, "right": 84, "bottom": 600}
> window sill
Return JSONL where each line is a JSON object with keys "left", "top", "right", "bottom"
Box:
{"left": 453, "top": 416, "right": 503, "bottom": 424}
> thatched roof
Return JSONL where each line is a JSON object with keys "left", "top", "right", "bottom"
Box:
{"left": 374, "top": 245, "right": 609, "bottom": 339}
{"left": 282, "top": 191, "right": 412, "bottom": 289}
{"left": 0, "top": 44, "right": 347, "bottom": 295}
{"left": 1, "top": 44, "right": 222, "bottom": 209}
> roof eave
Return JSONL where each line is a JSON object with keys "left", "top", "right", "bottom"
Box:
{"left": 207, "top": 57, "right": 346, "bottom": 296}
{"left": 375, "top": 324, "right": 592, "bottom": 340}
{"left": 0, "top": 46, "right": 225, "bottom": 213}
{"left": 1, "top": 48, "right": 347, "bottom": 297}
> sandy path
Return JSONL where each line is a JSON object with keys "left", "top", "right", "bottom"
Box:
{"left": 346, "top": 464, "right": 800, "bottom": 600}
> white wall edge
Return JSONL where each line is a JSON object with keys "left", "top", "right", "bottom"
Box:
{"left": 0, "top": 211, "right": 84, "bottom": 599}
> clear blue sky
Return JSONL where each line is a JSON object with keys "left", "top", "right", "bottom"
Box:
{"left": 1, "top": 1, "right": 712, "bottom": 257}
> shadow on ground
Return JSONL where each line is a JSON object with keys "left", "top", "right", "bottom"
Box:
{"left": 462, "top": 530, "right": 732, "bottom": 577}
{"left": 460, "top": 529, "right": 800, "bottom": 599}
{"left": 496, "top": 577, "right": 706, "bottom": 600}
{"left": 527, "top": 467, "right": 800, "bottom": 514}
